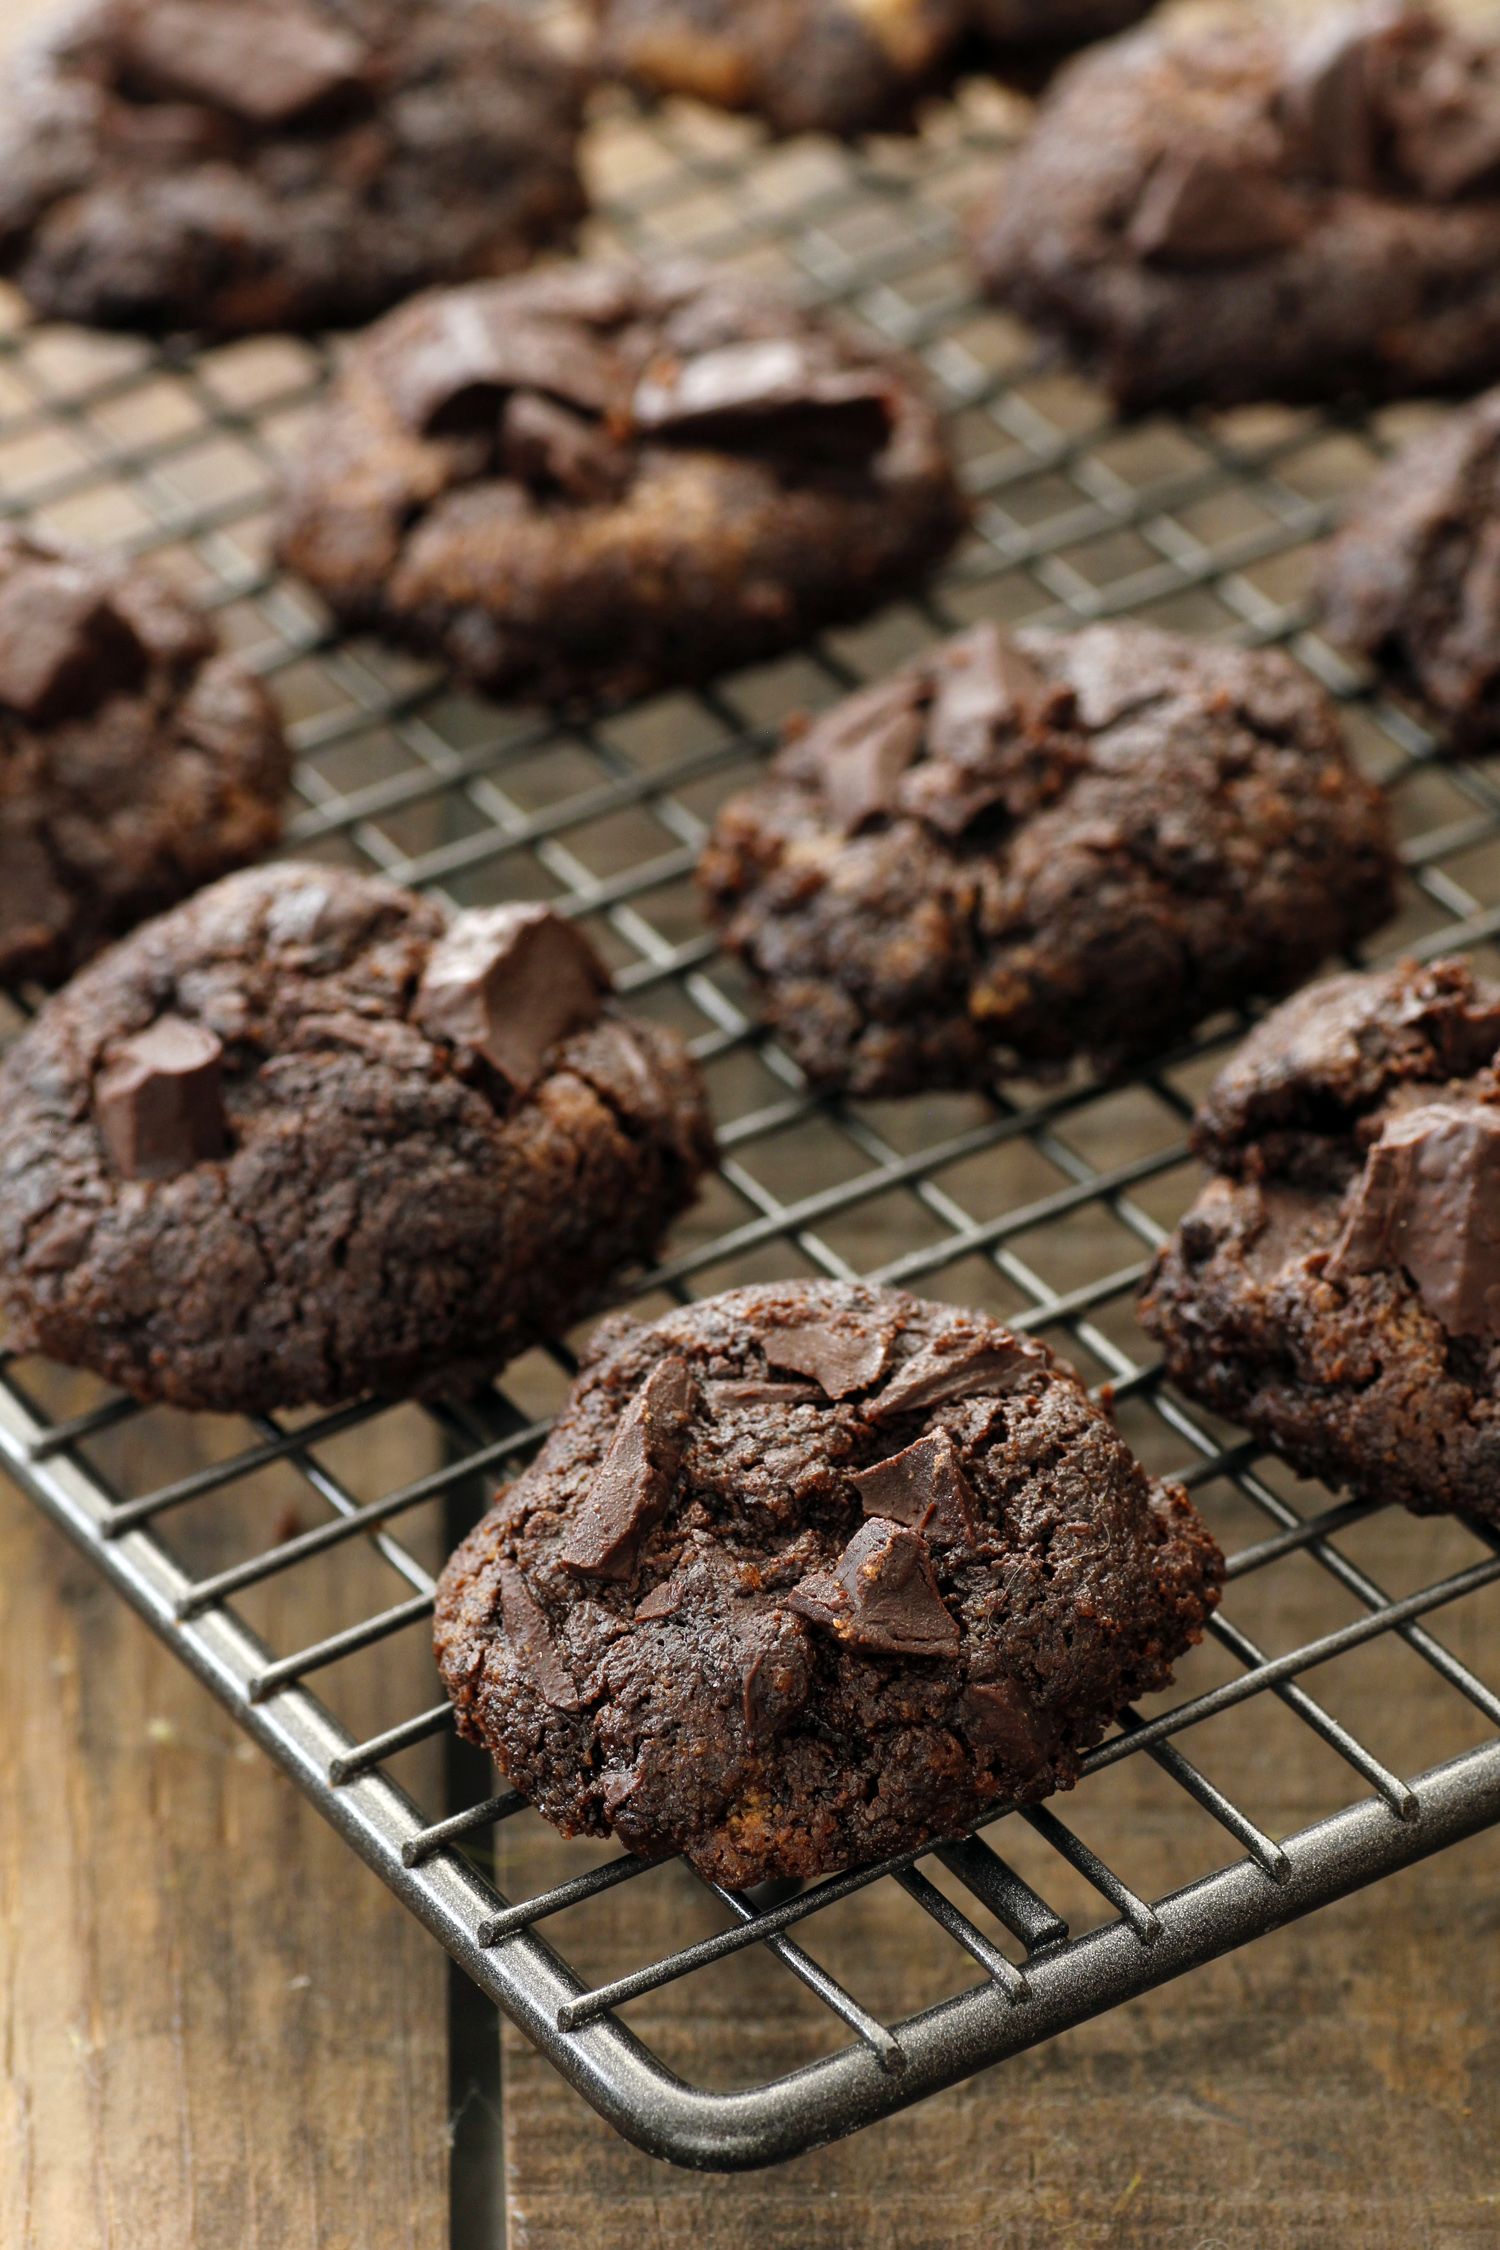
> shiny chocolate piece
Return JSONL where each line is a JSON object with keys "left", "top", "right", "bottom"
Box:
{"left": 1279, "top": 7, "right": 1398, "bottom": 189}
{"left": 630, "top": 339, "right": 895, "bottom": 458}
{"left": 786, "top": 1517, "right": 959, "bottom": 1658}
{"left": 740, "top": 1610, "right": 813, "bottom": 1743}
{"left": 704, "top": 1378, "right": 822, "bottom": 1408}
{"left": 799, "top": 675, "right": 926, "bottom": 835}
{"left": 387, "top": 304, "right": 618, "bottom": 435}
{"left": 1328, "top": 1099, "right": 1500, "bottom": 1341}
{"left": 925, "top": 625, "right": 1052, "bottom": 765}
{"left": 870, "top": 1335, "right": 1032, "bottom": 1419}
{"left": 498, "top": 1562, "right": 581, "bottom": 1710}
{"left": 500, "top": 391, "right": 628, "bottom": 505}
{"left": 94, "top": 1014, "right": 228, "bottom": 1180}
{"left": 414, "top": 903, "right": 606, "bottom": 1096}
{"left": 962, "top": 1677, "right": 1045, "bottom": 1761}
{"left": 559, "top": 1355, "right": 697, "bottom": 1581}
{"left": 850, "top": 1427, "right": 979, "bottom": 1549}
{"left": 1129, "top": 153, "right": 1306, "bottom": 265}
{"left": 0, "top": 560, "right": 141, "bottom": 721}
{"left": 117, "top": 1, "right": 368, "bottom": 128}
{"left": 762, "top": 1319, "right": 891, "bottom": 1399}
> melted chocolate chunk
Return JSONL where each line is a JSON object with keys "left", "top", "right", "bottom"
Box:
{"left": 961, "top": 1678, "right": 1045, "bottom": 1763}
{"left": 94, "top": 1015, "right": 228, "bottom": 1181}
{"left": 500, "top": 391, "right": 628, "bottom": 505}
{"left": 1129, "top": 152, "right": 1306, "bottom": 265}
{"left": 1328, "top": 1099, "right": 1500, "bottom": 1341}
{"left": 388, "top": 304, "right": 618, "bottom": 436}
{"left": 559, "top": 1355, "right": 697, "bottom": 1582}
{"left": 498, "top": 1562, "right": 581, "bottom": 1711}
{"left": 704, "top": 1378, "right": 822, "bottom": 1408}
{"left": 0, "top": 561, "right": 142, "bottom": 721}
{"left": 630, "top": 340, "right": 895, "bottom": 459}
{"left": 414, "top": 903, "right": 606, "bottom": 1096}
{"left": 1280, "top": 7, "right": 1401, "bottom": 189}
{"left": 799, "top": 675, "right": 926, "bottom": 835}
{"left": 926, "top": 626, "right": 1052, "bottom": 766}
{"left": 762, "top": 1319, "right": 891, "bottom": 1398}
{"left": 850, "top": 1428, "right": 979, "bottom": 1549}
{"left": 870, "top": 1335, "right": 1032, "bottom": 1420}
{"left": 116, "top": 2, "right": 368, "bottom": 128}
{"left": 740, "top": 1610, "right": 813, "bottom": 1744}
{"left": 786, "top": 1518, "right": 959, "bottom": 1658}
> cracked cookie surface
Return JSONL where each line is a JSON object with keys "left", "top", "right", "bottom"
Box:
{"left": 274, "top": 258, "right": 967, "bottom": 707}
{"left": 0, "top": 862, "right": 714, "bottom": 1412}
{"left": 698, "top": 620, "right": 1398, "bottom": 1097}
{"left": 434, "top": 1279, "right": 1223, "bottom": 1884}
{"left": 0, "top": 0, "right": 586, "bottom": 334}
{"left": 1141, "top": 958, "right": 1500, "bottom": 1526}
{"left": 0, "top": 525, "right": 289, "bottom": 988}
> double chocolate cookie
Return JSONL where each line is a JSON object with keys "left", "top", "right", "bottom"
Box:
{"left": 589, "top": 0, "right": 1151, "bottom": 139}
{"left": 1141, "top": 958, "right": 1500, "bottom": 1527}
{"left": 0, "top": 0, "right": 586, "bottom": 334}
{"left": 0, "top": 863, "right": 714, "bottom": 1412}
{"left": 975, "top": 4, "right": 1500, "bottom": 410}
{"left": 699, "top": 621, "right": 1398, "bottom": 1098}
{"left": 274, "top": 258, "right": 968, "bottom": 707}
{"left": 434, "top": 1280, "right": 1222, "bottom": 1884}
{"left": 1320, "top": 389, "right": 1500, "bottom": 754}
{"left": 0, "top": 527, "right": 288, "bottom": 988}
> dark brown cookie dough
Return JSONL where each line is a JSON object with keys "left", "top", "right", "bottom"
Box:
{"left": 1141, "top": 957, "right": 1500, "bottom": 1527}
{"left": 698, "top": 620, "right": 1398, "bottom": 1098}
{"left": 1320, "top": 389, "right": 1500, "bottom": 754}
{"left": 0, "top": 0, "right": 586, "bottom": 335}
{"left": 974, "top": 5, "right": 1500, "bottom": 411}
{"left": 0, "top": 526, "right": 289, "bottom": 988}
{"left": 273, "top": 258, "right": 968, "bottom": 707}
{"left": 434, "top": 1280, "right": 1222, "bottom": 1884}
{"left": 0, "top": 862, "right": 714, "bottom": 1412}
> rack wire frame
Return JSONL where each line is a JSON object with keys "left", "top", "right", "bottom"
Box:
{"left": 4, "top": 51, "right": 1500, "bottom": 2174}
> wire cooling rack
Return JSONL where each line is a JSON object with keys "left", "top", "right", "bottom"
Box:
{"left": 4, "top": 37, "right": 1500, "bottom": 2175}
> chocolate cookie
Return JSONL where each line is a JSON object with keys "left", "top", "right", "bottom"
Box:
{"left": 0, "top": 0, "right": 586, "bottom": 335}
{"left": 1320, "top": 389, "right": 1500, "bottom": 754}
{"left": 698, "top": 621, "right": 1399, "bottom": 1098}
{"left": 273, "top": 258, "right": 968, "bottom": 707}
{"left": 1141, "top": 958, "right": 1500, "bottom": 1527}
{"left": 975, "top": 5, "right": 1500, "bottom": 411}
{"left": 0, "top": 863, "right": 714, "bottom": 1412}
{"left": 0, "top": 526, "right": 289, "bottom": 988}
{"left": 589, "top": 0, "right": 1151, "bottom": 138}
{"left": 434, "top": 1280, "right": 1222, "bottom": 1884}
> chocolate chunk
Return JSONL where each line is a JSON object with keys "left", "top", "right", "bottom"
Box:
{"left": 498, "top": 1562, "right": 581, "bottom": 1711}
{"left": 763, "top": 1320, "right": 891, "bottom": 1398}
{"left": 500, "top": 391, "right": 628, "bottom": 505}
{"left": 1393, "top": 51, "right": 1500, "bottom": 201}
{"left": 797, "top": 675, "right": 926, "bottom": 834}
{"left": 870, "top": 1335, "right": 1033, "bottom": 1420}
{"left": 926, "top": 626, "right": 1053, "bottom": 766}
{"left": 630, "top": 340, "right": 895, "bottom": 459}
{"left": 1328, "top": 1100, "right": 1500, "bottom": 1340}
{"left": 787, "top": 1518, "right": 959, "bottom": 1658}
{"left": 94, "top": 1015, "right": 228, "bottom": 1181}
{"left": 1129, "top": 152, "right": 1306, "bottom": 265}
{"left": 387, "top": 304, "right": 617, "bottom": 436}
{"left": 740, "top": 1610, "right": 813, "bottom": 1744}
{"left": 704, "top": 1378, "right": 822, "bottom": 1408}
{"left": 961, "top": 1678, "right": 1045, "bottom": 1763}
{"left": 1280, "top": 9, "right": 1399, "bottom": 189}
{"left": 0, "top": 561, "right": 142, "bottom": 721}
{"left": 117, "top": 2, "right": 368, "bottom": 128}
{"left": 414, "top": 903, "right": 606, "bottom": 1096}
{"left": 850, "top": 1428, "right": 979, "bottom": 1549}
{"left": 559, "top": 1356, "right": 697, "bottom": 1582}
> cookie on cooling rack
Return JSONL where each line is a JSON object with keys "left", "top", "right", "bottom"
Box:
{"left": 0, "top": 0, "right": 586, "bottom": 335}
{"left": 974, "top": 4, "right": 1500, "bottom": 411}
{"left": 273, "top": 258, "right": 968, "bottom": 707}
{"left": 433, "top": 1280, "right": 1223, "bottom": 1885}
{"left": 1320, "top": 388, "right": 1500, "bottom": 755}
{"left": 0, "top": 525, "right": 289, "bottom": 987}
{"left": 698, "top": 619, "right": 1399, "bottom": 1098}
{"left": 1141, "top": 958, "right": 1500, "bottom": 1527}
{"left": 0, "top": 863, "right": 714, "bottom": 1413}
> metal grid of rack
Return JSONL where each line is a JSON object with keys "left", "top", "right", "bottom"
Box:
{"left": 3, "top": 46, "right": 1500, "bottom": 2173}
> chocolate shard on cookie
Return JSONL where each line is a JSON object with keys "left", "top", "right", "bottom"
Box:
{"left": 0, "top": 863, "right": 714, "bottom": 1412}
{"left": 0, "top": 526, "right": 288, "bottom": 989}
{"left": 274, "top": 257, "right": 966, "bottom": 708}
{"left": 1141, "top": 958, "right": 1500, "bottom": 1527}
{"left": 975, "top": 5, "right": 1500, "bottom": 409}
{"left": 433, "top": 1280, "right": 1223, "bottom": 1884}
{"left": 0, "top": 0, "right": 587, "bottom": 335}
{"left": 700, "top": 620, "right": 1399, "bottom": 1098}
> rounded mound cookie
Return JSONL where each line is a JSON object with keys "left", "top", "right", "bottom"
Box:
{"left": 0, "top": 862, "right": 714, "bottom": 1412}
{"left": 434, "top": 1280, "right": 1223, "bottom": 1884}
{"left": 0, "top": 0, "right": 586, "bottom": 335}
{"left": 974, "top": 5, "right": 1500, "bottom": 411}
{"left": 1141, "top": 957, "right": 1500, "bottom": 1525}
{"left": 1320, "top": 388, "right": 1500, "bottom": 754}
{"left": 274, "top": 258, "right": 968, "bottom": 707}
{"left": 699, "top": 620, "right": 1398, "bottom": 1097}
{"left": 0, "top": 526, "right": 288, "bottom": 987}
